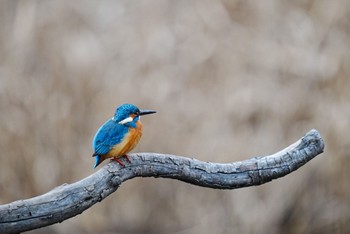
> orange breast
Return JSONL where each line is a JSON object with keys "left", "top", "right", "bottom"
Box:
{"left": 107, "top": 120, "right": 143, "bottom": 159}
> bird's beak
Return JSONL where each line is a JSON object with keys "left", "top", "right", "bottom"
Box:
{"left": 139, "top": 110, "right": 156, "bottom": 116}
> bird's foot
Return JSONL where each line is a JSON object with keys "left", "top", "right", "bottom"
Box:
{"left": 123, "top": 154, "right": 132, "bottom": 163}
{"left": 111, "top": 155, "right": 131, "bottom": 167}
{"left": 111, "top": 157, "right": 125, "bottom": 167}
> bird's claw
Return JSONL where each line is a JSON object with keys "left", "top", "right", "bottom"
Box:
{"left": 111, "top": 155, "right": 131, "bottom": 167}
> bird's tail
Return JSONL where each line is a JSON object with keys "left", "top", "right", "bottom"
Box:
{"left": 93, "top": 155, "right": 104, "bottom": 168}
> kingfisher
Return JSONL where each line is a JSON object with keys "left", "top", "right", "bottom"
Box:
{"left": 92, "top": 103, "right": 156, "bottom": 168}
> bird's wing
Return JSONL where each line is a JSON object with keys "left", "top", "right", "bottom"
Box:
{"left": 92, "top": 119, "right": 128, "bottom": 156}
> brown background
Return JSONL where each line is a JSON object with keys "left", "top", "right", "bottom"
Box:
{"left": 0, "top": 1, "right": 349, "bottom": 233}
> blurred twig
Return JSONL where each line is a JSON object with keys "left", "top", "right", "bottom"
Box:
{"left": 0, "top": 129, "right": 324, "bottom": 233}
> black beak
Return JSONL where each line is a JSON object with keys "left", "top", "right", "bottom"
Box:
{"left": 139, "top": 110, "right": 156, "bottom": 116}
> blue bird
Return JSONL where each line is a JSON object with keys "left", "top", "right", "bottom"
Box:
{"left": 92, "top": 103, "right": 156, "bottom": 168}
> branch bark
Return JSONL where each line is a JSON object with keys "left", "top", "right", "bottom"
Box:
{"left": 0, "top": 129, "right": 324, "bottom": 233}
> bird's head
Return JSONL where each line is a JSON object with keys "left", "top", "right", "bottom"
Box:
{"left": 113, "top": 103, "right": 156, "bottom": 127}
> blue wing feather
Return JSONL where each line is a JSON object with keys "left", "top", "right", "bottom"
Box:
{"left": 93, "top": 156, "right": 101, "bottom": 168}
{"left": 92, "top": 118, "right": 128, "bottom": 156}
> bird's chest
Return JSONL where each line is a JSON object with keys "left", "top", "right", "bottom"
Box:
{"left": 127, "top": 121, "right": 143, "bottom": 147}
{"left": 109, "top": 121, "right": 143, "bottom": 156}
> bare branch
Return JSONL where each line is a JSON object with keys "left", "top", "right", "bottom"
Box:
{"left": 0, "top": 129, "right": 324, "bottom": 233}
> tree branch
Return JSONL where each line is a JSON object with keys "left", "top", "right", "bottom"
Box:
{"left": 0, "top": 129, "right": 324, "bottom": 233}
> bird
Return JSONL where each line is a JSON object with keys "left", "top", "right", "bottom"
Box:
{"left": 92, "top": 103, "right": 156, "bottom": 168}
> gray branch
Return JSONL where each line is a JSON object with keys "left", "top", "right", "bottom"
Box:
{"left": 0, "top": 129, "right": 324, "bottom": 233}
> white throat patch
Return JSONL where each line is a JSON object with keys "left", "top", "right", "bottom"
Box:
{"left": 118, "top": 116, "right": 133, "bottom": 125}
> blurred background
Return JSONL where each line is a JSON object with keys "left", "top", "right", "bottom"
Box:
{"left": 0, "top": 0, "right": 349, "bottom": 233}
